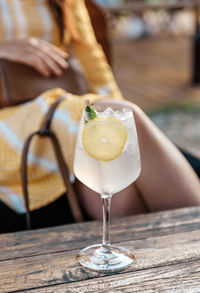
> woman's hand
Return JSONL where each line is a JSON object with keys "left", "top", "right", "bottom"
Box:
{"left": 0, "top": 38, "right": 68, "bottom": 77}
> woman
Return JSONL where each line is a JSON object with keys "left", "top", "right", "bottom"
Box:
{"left": 0, "top": 0, "right": 199, "bottom": 232}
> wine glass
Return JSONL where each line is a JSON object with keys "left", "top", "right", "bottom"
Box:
{"left": 73, "top": 103, "right": 141, "bottom": 272}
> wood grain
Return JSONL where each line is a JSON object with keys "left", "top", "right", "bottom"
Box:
{"left": 0, "top": 207, "right": 200, "bottom": 292}
{"left": 27, "top": 260, "right": 200, "bottom": 293}
{"left": 0, "top": 207, "right": 200, "bottom": 261}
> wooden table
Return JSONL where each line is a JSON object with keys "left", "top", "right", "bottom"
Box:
{"left": 1, "top": 207, "right": 200, "bottom": 292}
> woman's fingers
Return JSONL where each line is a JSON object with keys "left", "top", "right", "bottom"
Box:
{"left": 29, "top": 48, "right": 65, "bottom": 76}
{"left": 40, "top": 39, "right": 68, "bottom": 58}
{"left": 29, "top": 39, "right": 69, "bottom": 76}
{"left": 27, "top": 55, "right": 51, "bottom": 77}
{"left": 24, "top": 38, "right": 68, "bottom": 76}
{"left": 0, "top": 38, "right": 69, "bottom": 76}
{"left": 39, "top": 46, "right": 69, "bottom": 72}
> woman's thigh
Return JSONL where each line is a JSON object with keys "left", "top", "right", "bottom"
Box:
{"left": 74, "top": 179, "right": 148, "bottom": 220}
{"left": 92, "top": 99, "right": 200, "bottom": 213}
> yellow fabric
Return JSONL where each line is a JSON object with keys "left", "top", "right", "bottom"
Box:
{"left": 0, "top": 89, "right": 99, "bottom": 212}
{"left": 0, "top": 0, "right": 62, "bottom": 49}
{"left": 0, "top": 0, "right": 123, "bottom": 213}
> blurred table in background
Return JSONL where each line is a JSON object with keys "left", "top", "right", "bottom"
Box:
{"left": 105, "top": 0, "right": 200, "bottom": 84}
{"left": 112, "top": 37, "right": 200, "bottom": 158}
{"left": 112, "top": 37, "right": 200, "bottom": 108}
{"left": 106, "top": 0, "right": 199, "bottom": 23}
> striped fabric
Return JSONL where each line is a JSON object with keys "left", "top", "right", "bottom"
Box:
{"left": 0, "top": 0, "right": 61, "bottom": 47}
{"left": 0, "top": 0, "right": 123, "bottom": 213}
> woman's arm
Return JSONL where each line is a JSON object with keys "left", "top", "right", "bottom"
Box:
{"left": 0, "top": 38, "right": 68, "bottom": 77}
{"left": 71, "top": 0, "right": 123, "bottom": 99}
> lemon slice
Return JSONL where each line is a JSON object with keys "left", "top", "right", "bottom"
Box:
{"left": 82, "top": 117, "right": 127, "bottom": 161}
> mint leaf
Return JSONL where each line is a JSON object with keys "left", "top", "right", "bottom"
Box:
{"left": 85, "top": 106, "right": 97, "bottom": 122}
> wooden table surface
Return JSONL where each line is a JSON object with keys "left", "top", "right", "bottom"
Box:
{"left": 1, "top": 207, "right": 200, "bottom": 292}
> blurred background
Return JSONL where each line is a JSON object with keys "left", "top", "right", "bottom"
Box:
{"left": 92, "top": 0, "right": 200, "bottom": 159}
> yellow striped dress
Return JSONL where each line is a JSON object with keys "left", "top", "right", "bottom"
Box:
{"left": 0, "top": 0, "right": 123, "bottom": 213}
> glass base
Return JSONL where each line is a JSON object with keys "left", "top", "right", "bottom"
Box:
{"left": 77, "top": 244, "right": 135, "bottom": 273}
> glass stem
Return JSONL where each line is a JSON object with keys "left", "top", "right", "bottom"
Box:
{"left": 101, "top": 194, "right": 112, "bottom": 253}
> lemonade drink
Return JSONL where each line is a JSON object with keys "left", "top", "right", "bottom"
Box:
{"left": 74, "top": 107, "right": 141, "bottom": 195}
{"left": 74, "top": 104, "right": 140, "bottom": 273}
